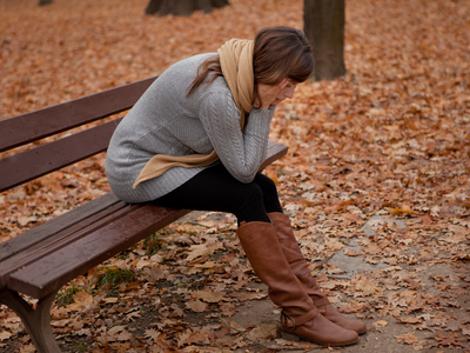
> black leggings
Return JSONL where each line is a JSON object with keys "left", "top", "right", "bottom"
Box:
{"left": 153, "top": 163, "right": 283, "bottom": 223}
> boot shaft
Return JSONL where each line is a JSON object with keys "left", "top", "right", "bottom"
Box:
{"left": 236, "top": 221, "right": 317, "bottom": 324}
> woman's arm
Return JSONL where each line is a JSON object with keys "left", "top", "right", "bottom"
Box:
{"left": 199, "top": 92, "right": 273, "bottom": 183}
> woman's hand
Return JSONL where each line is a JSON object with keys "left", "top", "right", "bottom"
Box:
{"left": 254, "top": 79, "right": 297, "bottom": 110}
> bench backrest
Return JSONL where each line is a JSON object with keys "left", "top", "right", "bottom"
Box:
{"left": 0, "top": 77, "right": 157, "bottom": 193}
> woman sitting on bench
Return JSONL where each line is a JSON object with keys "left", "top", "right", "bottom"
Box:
{"left": 105, "top": 26, "right": 366, "bottom": 346}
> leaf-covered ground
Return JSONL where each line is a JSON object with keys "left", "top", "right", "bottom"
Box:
{"left": 0, "top": 0, "right": 469, "bottom": 352}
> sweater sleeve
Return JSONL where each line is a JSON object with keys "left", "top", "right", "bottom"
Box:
{"left": 199, "top": 92, "right": 274, "bottom": 183}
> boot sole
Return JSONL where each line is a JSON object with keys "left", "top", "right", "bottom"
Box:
{"left": 281, "top": 330, "right": 359, "bottom": 347}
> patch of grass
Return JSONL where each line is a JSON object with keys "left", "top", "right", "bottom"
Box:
{"left": 116, "top": 249, "right": 133, "bottom": 260}
{"left": 95, "top": 267, "right": 135, "bottom": 291}
{"left": 55, "top": 285, "right": 80, "bottom": 307}
{"left": 143, "top": 233, "right": 164, "bottom": 255}
{"left": 70, "top": 340, "right": 88, "bottom": 353}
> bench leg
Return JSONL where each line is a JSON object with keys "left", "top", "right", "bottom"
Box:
{"left": 0, "top": 289, "right": 61, "bottom": 353}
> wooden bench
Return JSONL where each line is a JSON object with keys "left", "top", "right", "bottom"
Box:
{"left": 0, "top": 77, "right": 288, "bottom": 353}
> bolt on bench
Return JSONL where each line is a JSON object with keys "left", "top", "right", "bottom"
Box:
{"left": 0, "top": 77, "right": 288, "bottom": 353}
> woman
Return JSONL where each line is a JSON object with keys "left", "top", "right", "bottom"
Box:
{"left": 105, "top": 26, "right": 366, "bottom": 346}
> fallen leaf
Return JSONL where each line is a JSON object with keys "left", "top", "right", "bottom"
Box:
{"left": 433, "top": 330, "right": 465, "bottom": 348}
{"left": 185, "top": 241, "right": 222, "bottom": 263}
{"left": 247, "top": 323, "right": 278, "bottom": 341}
{"left": 66, "top": 290, "right": 95, "bottom": 312}
{"left": 108, "top": 325, "right": 132, "bottom": 342}
{"left": 373, "top": 319, "right": 388, "bottom": 328}
{"left": 398, "top": 315, "right": 422, "bottom": 324}
{"left": 388, "top": 205, "right": 416, "bottom": 217}
{"left": 145, "top": 328, "right": 160, "bottom": 342}
{"left": 396, "top": 332, "right": 419, "bottom": 345}
{"left": 0, "top": 331, "right": 13, "bottom": 341}
{"left": 186, "top": 300, "right": 208, "bottom": 312}
{"left": 192, "top": 290, "right": 225, "bottom": 303}
{"left": 19, "top": 344, "right": 36, "bottom": 353}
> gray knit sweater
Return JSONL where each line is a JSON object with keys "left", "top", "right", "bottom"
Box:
{"left": 105, "top": 53, "right": 274, "bottom": 203}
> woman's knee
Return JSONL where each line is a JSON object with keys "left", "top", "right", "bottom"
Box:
{"left": 254, "top": 173, "right": 283, "bottom": 213}
{"left": 255, "top": 173, "right": 279, "bottom": 196}
{"left": 237, "top": 182, "right": 265, "bottom": 207}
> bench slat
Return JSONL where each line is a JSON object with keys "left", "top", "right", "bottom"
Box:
{"left": 0, "top": 119, "right": 120, "bottom": 192}
{"left": 0, "top": 199, "right": 130, "bottom": 285}
{"left": 0, "top": 77, "right": 156, "bottom": 152}
{"left": 0, "top": 193, "right": 121, "bottom": 263}
{"left": 7, "top": 206, "right": 190, "bottom": 298}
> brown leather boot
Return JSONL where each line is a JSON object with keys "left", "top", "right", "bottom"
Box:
{"left": 268, "top": 212, "right": 367, "bottom": 335}
{"left": 237, "top": 221, "right": 359, "bottom": 346}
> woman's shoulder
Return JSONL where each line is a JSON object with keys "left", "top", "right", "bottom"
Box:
{"left": 198, "top": 79, "right": 239, "bottom": 118}
{"left": 204, "top": 75, "right": 231, "bottom": 95}
{"left": 155, "top": 53, "right": 236, "bottom": 111}
{"left": 154, "top": 52, "right": 219, "bottom": 90}
{"left": 167, "top": 52, "right": 217, "bottom": 73}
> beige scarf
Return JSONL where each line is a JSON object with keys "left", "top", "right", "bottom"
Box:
{"left": 132, "top": 39, "right": 255, "bottom": 188}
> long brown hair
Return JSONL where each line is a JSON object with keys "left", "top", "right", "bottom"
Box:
{"left": 187, "top": 26, "right": 314, "bottom": 96}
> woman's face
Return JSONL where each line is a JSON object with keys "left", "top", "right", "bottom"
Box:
{"left": 256, "top": 78, "right": 298, "bottom": 109}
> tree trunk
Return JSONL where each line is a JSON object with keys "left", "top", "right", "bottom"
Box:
{"left": 303, "top": 0, "right": 345, "bottom": 80}
{"left": 38, "top": 0, "right": 53, "bottom": 5}
{"left": 146, "top": 0, "right": 229, "bottom": 16}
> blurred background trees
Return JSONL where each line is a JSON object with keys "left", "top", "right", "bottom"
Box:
{"left": 145, "top": 0, "right": 230, "bottom": 16}
{"left": 37, "top": 0, "right": 345, "bottom": 81}
{"left": 304, "top": 0, "right": 346, "bottom": 80}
